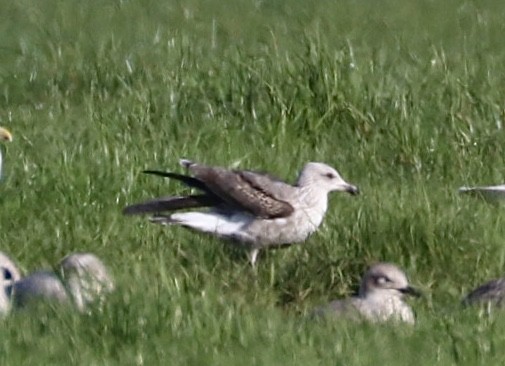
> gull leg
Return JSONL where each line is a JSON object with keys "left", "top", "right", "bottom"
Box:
{"left": 249, "top": 248, "right": 260, "bottom": 267}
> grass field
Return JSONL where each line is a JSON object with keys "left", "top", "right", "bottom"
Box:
{"left": 2, "top": 0, "right": 505, "bottom": 364}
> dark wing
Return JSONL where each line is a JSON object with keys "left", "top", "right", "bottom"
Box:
{"left": 463, "top": 278, "right": 505, "bottom": 306}
{"left": 143, "top": 170, "right": 212, "bottom": 193}
{"left": 126, "top": 161, "right": 294, "bottom": 218}
{"left": 123, "top": 194, "right": 220, "bottom": 215}
{"left": 187, "top": 163, "right": 295, "bottom": 219}
{"left": 123, "top": 169, "right": 225, "bottom": 215}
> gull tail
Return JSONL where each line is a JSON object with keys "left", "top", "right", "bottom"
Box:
{"left": 151, "top": 212, "right": 247, "bottom": 237}
{"left": 149, "top": 214, "right": 176, "bottom": 225}
{"left": 123, "top": 194, "right": 219, "bottom": 215}
{"left": 459, "top": 185, "right": 505, "bottom": 194}
{"left": 458, "top": 187, "right": 477, "bottom": 194}
{"left": 458, "top": 185, "right": 505, "bottom": 204}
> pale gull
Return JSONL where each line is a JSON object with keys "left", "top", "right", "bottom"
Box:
{"left": 459, "top": 185, "right": 505, "bottom": 204}
{"left": 123, "top": 159, "right": 359, "bottom": 265}
{"left": 0, "top": 253, "right": 69, "bottom": 310}
{"left": 6, "top": 252, "right": 114, "bottom": 312}
{"left": 312, "top": 263, "right": 420, "bottom": 324}
{"left": 463, "top": 275, "right": 505, "bottom": 307}
{"left": 59, "top": 252, "right": 115, "bottom": 312}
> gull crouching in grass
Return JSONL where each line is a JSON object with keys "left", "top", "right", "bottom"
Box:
{"left": 0, "top": 253, "right": 68, "bottom": 311}
{"left": 312, "top": 263, "right": 420, "bottom": 324}
{"left": 11, "top": 271, "right": 70, "bottom": 308}
{"left": 463, "top": 276, "right": 505, "bottom": 307}
{"left": 0, "top": 127, "right": 13, "bottom": 179}
{"left": 459, "top": 185, "right": 505, "bottom": 204}
{"left": 123, "top": 159, "right": 359, "bottom": 265}
{"left": 59, "top": 253, "right": 115, "bottom": 312}
{"left": 1, "top": 252, "right": 114, "bottom": 313}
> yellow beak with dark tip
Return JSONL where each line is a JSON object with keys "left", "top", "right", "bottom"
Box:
{"left": 0, "top": 127, "right": 12, "bottom": 142}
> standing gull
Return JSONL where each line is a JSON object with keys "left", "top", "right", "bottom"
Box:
{"left": 463, "top": 275, "right": 505, "bottom": 307}
{"left": 0, "top": 127, "right": 13, "bottom": 179}
{"left": 459, "top": 185, "right": 505, "bottom": 204}
{"left": 312, "top": 263, "right": 420, "bottom": 324}
{"left": 124, "top": 159, "right": 359, "bottom": 265}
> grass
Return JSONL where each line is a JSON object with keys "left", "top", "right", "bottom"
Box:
{"left": 1, "top": 0, "right": 505, "bottom": 364}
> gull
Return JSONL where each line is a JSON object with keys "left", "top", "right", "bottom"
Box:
{"left": 0, "top": 253, "right": 67, "bottom": 311}
{"left": 312, "top": 263, "right": 420, "bottom": 324}
{"left": 459, "top": 185, "right": 505, "bottom": 204}
{"left": 2, "top": 252, "right": 114, "bottom": 312}
{"left": 0, "top": 127, "right": 13, "bottom": 179}
{"left": 463, "top": 275, "right": 505, "bottom": 307}
{"left": 11, "top": 271, "right": 69, "bottom": 308}
{"left": 59, "top": 253, "right": 115, "bottom": 312}
{"left": 123, "top": 159, "right": 359, "bottom": 265}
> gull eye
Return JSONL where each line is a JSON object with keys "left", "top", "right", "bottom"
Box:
{"left": 2, "top": 268, "right": 12, "bottom": 280}
{"left": 324, "top": 172, "right": 336, "bottom": 179}
{"left": 376, "top": 276, "right": 391, "bottom": 285}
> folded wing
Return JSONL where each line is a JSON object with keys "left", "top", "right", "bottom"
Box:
{"left": 123, "top": 194, "right": 221, "bottom": 215}
{"left": 124, "top": 160, "right": 295, "bottom": 219}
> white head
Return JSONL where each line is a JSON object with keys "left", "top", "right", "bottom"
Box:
{"left": 59, "top": 253, "right": 114, "bottom": 312}
{"left": 0, "top": 251, "right": 21, "bottom": 286}
{"left": 359, "top": 263, "right": 420, "bottom": 299}
{"left": 0, "top": 127, "right": 13, "bottom": 179}
{"left": 297, "top": 162, "right": 359, "bottom": 194}
{"left": 0, "top": 251, "right": 21, "bottom": 315}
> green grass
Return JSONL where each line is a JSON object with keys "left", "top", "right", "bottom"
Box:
{"left": 2, "top": 0, "right": 505, "bottom": 364}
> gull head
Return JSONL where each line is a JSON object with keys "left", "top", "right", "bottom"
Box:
{"left": 297, "top": 162, "right": 359, "bottom": 195}
{"left": 359, "top": 263, "right": 420, "bottom": 299}
{"left": 0, "top": 127, "right": 12, "bottom": 143}
{"left": 0, "top": 252, "right": 21, "bottom": 288}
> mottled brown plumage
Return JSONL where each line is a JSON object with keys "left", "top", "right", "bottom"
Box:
{"left": 182, "top": 162, "right": 295, "bottom": 218}
{"left": 125, "top": 161, "right": 296, "bottom": 219}
{"left": 463, "top": 277, "right": 505, "bottom": 306}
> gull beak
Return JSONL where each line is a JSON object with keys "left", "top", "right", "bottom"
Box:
{"left": 345, "top": 184, "right": 360, "bottom": 196}
{"left": 399, "top": 286, "right": 422, "bottom": 298}
{"left": 0, "top": 127, "right": 12, "bottom": 142}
